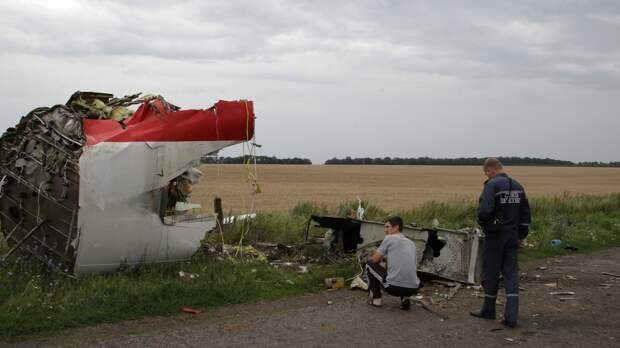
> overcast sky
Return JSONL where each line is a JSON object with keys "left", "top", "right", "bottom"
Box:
{"left": 1, "top": 0, "right": 619, "bottom": 164}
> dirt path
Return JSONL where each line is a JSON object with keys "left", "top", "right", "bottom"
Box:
{"left": 4, "top": 248, "right": 620, "bottom": 348}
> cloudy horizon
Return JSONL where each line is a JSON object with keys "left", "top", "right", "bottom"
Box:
{"left": 1, "top": 0, "right": 619, "bottom": 164}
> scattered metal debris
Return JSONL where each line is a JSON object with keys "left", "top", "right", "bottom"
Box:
{"left": 222, "top": 213, "right": 257, "bottom": 225}
{"left": 446, "top": 283, "right": 462, "bottom": 300}
{"left": 182, "top": 307, "right": 202, "bottom": 315}
{"left": 270, "top": 261, "right": 308, "bottom": 274}
{"left": 550, "top": 291, "right": 575, "bottom": 296}
{"left": 602, "top": 272, "right": 620, "bottom": 278}
{"left": 411, "top": 297, "right": 449, "bottom": 321}
{"left": 178, "top": 271, "right": 199, "bottom": 281}
{"left": 0, "top": 92, "right": 255, "bottom": 276}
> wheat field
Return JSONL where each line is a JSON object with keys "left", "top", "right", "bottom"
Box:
{"left": 190, "top": 164, "right": 620, "bottom": 213}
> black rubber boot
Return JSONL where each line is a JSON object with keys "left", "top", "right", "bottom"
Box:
{"left": 503, "top": 295, "right": 518, "bottom": 327}
{"left": 502, "top": 319, "right": 517, "bottom": 328}
{"left": 470, "top": 296, "right": 496, "bottom": 319}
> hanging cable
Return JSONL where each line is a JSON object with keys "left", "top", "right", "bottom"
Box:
{"left": 235, "top": 101, "right": 259, "bottom": 258}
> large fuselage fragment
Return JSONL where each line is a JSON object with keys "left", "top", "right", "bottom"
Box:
{"left": 0, "top": 96, "right": 255, "bottom": 275}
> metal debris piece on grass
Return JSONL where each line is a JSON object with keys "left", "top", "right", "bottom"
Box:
{"left": 182, "top": 307, "right": 202, "bottom": 315}
{"left": 349, "top": 275, "right": 368, "bottom": 291}
{"left": 178, "top": 271, "right": 199, "bottom": 280}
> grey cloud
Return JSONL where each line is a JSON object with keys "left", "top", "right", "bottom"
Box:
{"left": 0, "top": 0, "right": 619, "bottom": 163}
{"left": 2, "top": 0, "right": 619, "bottom": 88}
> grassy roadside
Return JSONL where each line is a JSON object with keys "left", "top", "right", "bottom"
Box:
{"left": 0, "top": 258, "right": 357, "bottom": 340}
{"left": 1, "top": 193, "right": 619, "bottom": 340}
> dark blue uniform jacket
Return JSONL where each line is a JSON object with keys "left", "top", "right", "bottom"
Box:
{"left": 477, "top": 173, "right": 531, "bottom": 239}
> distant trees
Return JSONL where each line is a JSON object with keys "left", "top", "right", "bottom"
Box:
{"left": 324, "top": 156, "right": 620, "bottom": 167}
{"left": 202, "top": 156, "right": 312, "bottom": 165}
{"left": 201, "top": 156, "right": 619, "bottom": 167}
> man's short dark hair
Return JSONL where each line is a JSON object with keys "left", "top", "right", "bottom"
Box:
{"left": 484, "top": 157, "right": 503, "bottom": 170}
{"left": 386, "top": 216, "right": 403, "bottom": 231}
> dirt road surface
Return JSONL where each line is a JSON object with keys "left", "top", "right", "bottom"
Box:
{"left": 4, "top": 248, "right": 620, "bottom": 348}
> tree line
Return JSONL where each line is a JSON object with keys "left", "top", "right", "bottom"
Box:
{"left": 202, "top": 155, "right": 312, "bottom": 165}
{"left": 324, "top": 156, "right": 620, "bottom": 167}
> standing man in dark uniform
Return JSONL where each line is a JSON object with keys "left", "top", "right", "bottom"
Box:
{"left": 470, "top": 158, "right": 531, "bottom": 328}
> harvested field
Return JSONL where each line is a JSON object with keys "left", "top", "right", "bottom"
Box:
{"left": 192, "top": 165, "right": 620, "bottom": 213}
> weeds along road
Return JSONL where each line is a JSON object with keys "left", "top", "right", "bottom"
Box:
{"left": 5, "top": 248, "right": 620, "bottom": 348}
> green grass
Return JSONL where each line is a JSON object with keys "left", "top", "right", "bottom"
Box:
{"left": 1, "top": 193, "right": 619, "bottom": 340}
{"left": 228, "top": 194, "right": 620, "bottom": 258}
{"left": 0, "top": 257, "right": 356, "bottom": 340}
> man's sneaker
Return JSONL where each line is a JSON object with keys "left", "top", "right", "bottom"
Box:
{"left": 400, "top": 298, "right": 411, "bottom": 311}
{"left": 367, "top": 298, "right": 382, "bottom": 307}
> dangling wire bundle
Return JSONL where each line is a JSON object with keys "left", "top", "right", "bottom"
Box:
{"left": 235, "top": 101, "right": 260, "bottom": 258}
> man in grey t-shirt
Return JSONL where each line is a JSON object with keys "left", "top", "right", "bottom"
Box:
{"left": 366, "top": 216, "right": 420, "bottom": 310}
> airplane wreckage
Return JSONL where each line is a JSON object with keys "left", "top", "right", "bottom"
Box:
{"left": 309, "top": 216, "right": 484, "bottom": 284}
{"left": 0, "top": 91, "right": 483, "bottom": 285}
{"left": 0, "top": 92, "right": 254, "bottom": 276}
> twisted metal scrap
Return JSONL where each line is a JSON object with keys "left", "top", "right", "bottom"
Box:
{"left": 0, "top": 104, "right": 84, "bottom": 275}
{"left": 0, "top": 91, "right": 182, "bottom": 275}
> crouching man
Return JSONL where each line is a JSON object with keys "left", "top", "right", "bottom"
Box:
{"left": 366, "top": 216, "right": 420, "bottom": 310}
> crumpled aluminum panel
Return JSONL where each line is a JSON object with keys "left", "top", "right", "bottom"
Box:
{"left": 416, "top": 227, "right": 483, "bottom": 284}
{"left": 74, "top": 140, "right": 235, "bottom": 274}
